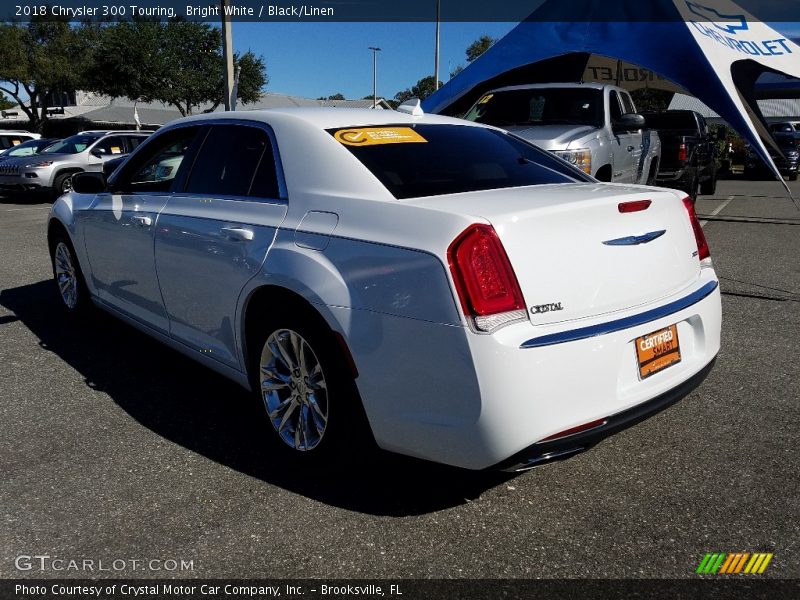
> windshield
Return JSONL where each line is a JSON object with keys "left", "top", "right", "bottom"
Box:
{"left": 329, "top": 123, "right": 591, "bottom": 200}
{"left": 41, "top": 134, "right": 103, "bottom": 155}
{"left": 464, "top": 88, "right": 604, "bottom": 128}
{"left": 1, "top": 139, "right": 50, "bottom": 157}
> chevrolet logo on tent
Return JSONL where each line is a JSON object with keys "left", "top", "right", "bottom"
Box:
{"left": 686, "top": 1, "right": 748, "bottom": 34}
{"left": 696, "top": 552, "right": 774, "bottom": 574}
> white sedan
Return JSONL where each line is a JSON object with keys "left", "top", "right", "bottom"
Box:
{"left": 48, "top": 105, "right": 721, "bottom": 470}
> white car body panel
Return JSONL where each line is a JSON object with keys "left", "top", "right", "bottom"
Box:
{"left": 49, "top": 108, "right": 721, "bottom": 470}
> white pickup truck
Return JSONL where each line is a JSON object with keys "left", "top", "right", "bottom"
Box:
{"left": 463, "top": 82, "right": 661, "bottom": 185}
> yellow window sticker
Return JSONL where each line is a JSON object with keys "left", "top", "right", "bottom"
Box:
{"left": 334, "top": 127, "right": 427, "bottom": 146}
{"left": 110, "top": 146, "right": 122, "bottom": 154}
{"left": 478, "top": 94, "right": 494, "bottom": 104}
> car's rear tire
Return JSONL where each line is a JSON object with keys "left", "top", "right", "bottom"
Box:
{"left": 249, "top": 311, "right": 371, "bottom": 466}
{"left": 49, "top": 232, "right": 91, "bottom": 314}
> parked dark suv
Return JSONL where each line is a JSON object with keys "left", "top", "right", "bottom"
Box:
{"left": 745, "top": 133, "right": 799, "bottom": 181}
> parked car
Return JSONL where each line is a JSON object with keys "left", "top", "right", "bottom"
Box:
{"left": 744, "top": 133, "right": 799, "bottom": 181}
{"left": 768, "top": 121, "right": 800, "bottom": 134}
{"left": 48, "top": 107, "right": 720, "bottom": 471}
{"left": 0, "top": 138, "right": 59, "bottom": 161}
{"left": 0, "top": 130, "right": 40, "bottom": 151}
{"left": 0, "top": 130, "right": 152, "bottom": 197}
{"left": 640, "top": 110, "right": 718, "bottom": 200}
{"left": 462, "top": 83, "right": 661, "bottom": 185}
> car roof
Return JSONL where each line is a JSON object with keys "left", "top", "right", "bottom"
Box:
{"left": 168, "top": 107, "right": 479, "bottom": 131}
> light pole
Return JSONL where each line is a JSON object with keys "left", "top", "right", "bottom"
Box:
{"left": 434, "top": 0, "right": 441, "bottom": 90}
{"left": 221, "top": 0, "right": 235, "bottom": 111}
{"left": 368, "top": 46, "right": 381, "bottom": 108}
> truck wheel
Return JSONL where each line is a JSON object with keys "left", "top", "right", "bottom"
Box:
{"left": 689, "top": 177, "right": 700, "bottom": 201}
{"left": 700, "top": 168, "right": 717, "bottom": 195}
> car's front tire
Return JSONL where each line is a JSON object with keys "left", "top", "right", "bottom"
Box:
{"left": 49, "top": 232, "right": 91, "bottom": 314}
{"left": 250, "top": 311, "right": 370, "bottom": 465}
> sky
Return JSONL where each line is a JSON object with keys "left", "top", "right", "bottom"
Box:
{"left": 231, "top": 22, "right": 517, "bottom": 100}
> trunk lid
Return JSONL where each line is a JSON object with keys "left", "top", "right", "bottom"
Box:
{"left": 409, "top": 183, "right": 701, "bottom": 325}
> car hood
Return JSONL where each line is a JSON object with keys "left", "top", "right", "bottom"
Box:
{"left": 4, "top": 152, "right": 71, "bottom": 165}
{"left": 504, "top": 124, "right": 599, "bottom": 150}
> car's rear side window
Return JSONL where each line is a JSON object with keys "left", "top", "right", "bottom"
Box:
{"left": 185, "top": 124, "right": 276, "bottom": 198}
{"left": 328, "top": 124, "right": 590, "bottom": 200}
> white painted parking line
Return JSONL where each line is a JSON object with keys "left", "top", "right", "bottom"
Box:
{"left": 700, "top": 195, "right": 734, "bottom": 227}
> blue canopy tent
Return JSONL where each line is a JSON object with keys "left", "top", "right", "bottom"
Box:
{"left": 423, "top": 0, "right": 800, "bottom": 190}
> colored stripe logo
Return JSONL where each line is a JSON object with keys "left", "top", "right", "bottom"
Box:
{"left": 696, "top": 552, "right": 773, "bottom": 574}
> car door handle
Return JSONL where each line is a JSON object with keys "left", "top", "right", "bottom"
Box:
{"left": 132, "top": 215, "right": 152, "bottom": 227}
{"left": 220, "top": 226, "right": 254, "bottom": 241}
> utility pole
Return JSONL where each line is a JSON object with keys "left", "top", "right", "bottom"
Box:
{"left": 434, "top": 0, "right": 441, "bottom": 90}
{"left": 369, "top": 46, "right": 381, "bottom": 108}
{"left": 221, "top": 0, "right": 235, "bottom": 111}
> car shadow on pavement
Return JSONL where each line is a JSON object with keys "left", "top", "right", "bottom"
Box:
{"left": 1, "top": 279, "right": 515, "bottom": 516}
{"left": 0, "top": 193, "right": 53, "bottom": 205}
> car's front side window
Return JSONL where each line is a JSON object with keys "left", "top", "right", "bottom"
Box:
{"left": 111, "top": 127, "right": 200, "bottom": 193}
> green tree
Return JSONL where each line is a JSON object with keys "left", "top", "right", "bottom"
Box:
{"left": 394, "top": 75, "right": 443, "bottom": 103}
{"left": 465, "top": 35, "right": 496, "bottom": 63}
{"left": 86, "top": 19, "right": 268, "bottom": 116}
{"left": 0, "top": 94, "right": 15, "bottom": 110}
{"left": 0, "top": 17, "right": 88, "bottom": 131}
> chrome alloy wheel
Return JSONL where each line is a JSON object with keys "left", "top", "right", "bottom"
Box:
{"left": 259, "top": 329, "right": 329, "bottom": 451}
{"left": 54, "top": 242, "right": 78, "bottom": 309}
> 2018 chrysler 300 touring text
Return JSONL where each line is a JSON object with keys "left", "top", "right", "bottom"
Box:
{"left": 47, "top": 106, "right": 721, "bottom": 471}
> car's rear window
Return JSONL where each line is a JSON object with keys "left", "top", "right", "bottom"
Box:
{"left": 328, "top": 124, "right": 591, "bottom": 199}
{"left": 641, "top": 112, "right": 698, "bottom": 130}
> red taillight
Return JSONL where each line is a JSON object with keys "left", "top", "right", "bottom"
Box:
{"left": 448, "top": 224, "right": 525, "bottom": 316}
{"left": 678, "top": 142, "right": 687, "bottom": 162}
{"left": 618, "top": 199, "right": 652, "bottom": 213}
{"left": 682, "top": 196, "right": 710, "bottom": 260}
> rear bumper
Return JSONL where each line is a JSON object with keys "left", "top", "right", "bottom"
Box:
{"left": 492, "top": 356, "right": 716, "bottom": 471}
{"left": 354, "top": 269, "right": 722, "bottom": 470}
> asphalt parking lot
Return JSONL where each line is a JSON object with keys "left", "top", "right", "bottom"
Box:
{"left": 1, "top": 178, "right": 798, "bottom": 580}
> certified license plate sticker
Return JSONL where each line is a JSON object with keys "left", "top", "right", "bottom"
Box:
{"left": 636, "top": 324, "right": 681, "bottom": 379}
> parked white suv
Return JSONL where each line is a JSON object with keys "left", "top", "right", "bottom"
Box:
{"left": 0, "top": 130, "right": 40, "bottom": 151}
{"left": 0, "top": 130, "right": 152, "bottom": 197}
{"left": 463, "top": 83, "right": 661, "bottom": 184}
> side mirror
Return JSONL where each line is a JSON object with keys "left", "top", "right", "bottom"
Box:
{"left": 614, "top": 113, "right": 646, "bottom": 131}
{"left": 90, "top": 148, "right": 106, "bottom": 158}
{"left": 71, "top": 171, "right": 107, "bottom": 194}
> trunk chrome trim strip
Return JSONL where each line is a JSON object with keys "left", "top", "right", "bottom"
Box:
{"left": 520, "top": 280, "right": 719, "bottom": 349}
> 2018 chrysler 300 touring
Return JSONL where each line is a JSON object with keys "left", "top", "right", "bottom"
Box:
{"left": 47, "top": 105, "right": 721, "bottom": 471}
